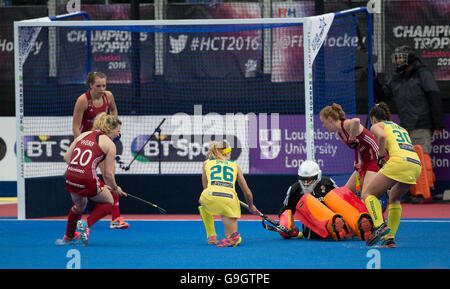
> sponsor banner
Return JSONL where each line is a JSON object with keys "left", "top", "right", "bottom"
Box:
{"left": 0, "top": 117, "right": 17, "bottom": 181}
{"left": 430, "top": 115, "right": 450, "bottom": 180}
{"left": 271, "top": 2, "right": 360, "bottom": 83}
{"left": 18, "top": 114, "right": 450, "bottom": 180}
{"left": 21, "top": 114, "right": 249, "bottom": 177}
{"left": 165, "top": 3, "right": 262, "bottom": 81}
{"left": 385, "top": 0, "right": 450, "bottom": 80}
{"left": 249, "top": 115, "right": 353, "bottom": 175}
{"left": 271, "top": 1, "right": 314, "bottom": 82}
{"left": 55, "top": 4, "right": 155, "bottom": 84}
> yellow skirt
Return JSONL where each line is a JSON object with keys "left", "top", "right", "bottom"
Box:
{"left": 380, "top": 156, "right": 422, "bottom": 184}
{"left": 199, "top": 187, "right": 241, "bottom": 218}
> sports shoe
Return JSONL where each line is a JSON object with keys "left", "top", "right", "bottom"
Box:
{"left": 217, "top": 232, "right": 242, "bottom": 247}
{"left": 381, "top": 238, "right": 396, "bottom": 248}
{"left": 110, "top": 217, "right": 129, "bottom": 229}
{"left": 207, "top": 236, "right": 218, "bottom": 245}
{"left": 61, "top": 232, "right": 81, "bottom": 244}
{"left": 366, "top": 223, "right": 390, "bottom": 246}
{"left": 358, "top": 213, "right": 374, "bottom": 241}
{"left": 77, "top": 220, "right": 90, "bottom": 246}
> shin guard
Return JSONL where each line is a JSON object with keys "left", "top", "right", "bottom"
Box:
{"left": 324, "top": 186, "right": 373, "bottom": 241}
{"left": 295, "top": 194, "right": 347, "bottom": 240}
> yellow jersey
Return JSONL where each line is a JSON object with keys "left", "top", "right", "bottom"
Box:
{"left": 201, "top": 158, "right": 241, "bottom": 218}
{"left": 204, "top": 158, "right": 238, "bottom": 191}
{"left": 383, "top": 121, "right": 420, "bottom": 162}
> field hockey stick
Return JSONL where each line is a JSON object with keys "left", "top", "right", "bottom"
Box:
{"left": 355, "top": 149, "right": 362, "bottom": 198}
{"left": 239, "top": 201, "right": 291, "bottom": 235}
{"left": 116, "top": 118, "right": 166, "bottom": 171}
{"left": 127, "top": 193, "right": 167, "bottom": 214}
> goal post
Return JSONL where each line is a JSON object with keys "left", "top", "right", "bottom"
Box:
{"left": 14, "top": 7, "right": 373, "bottom": 219}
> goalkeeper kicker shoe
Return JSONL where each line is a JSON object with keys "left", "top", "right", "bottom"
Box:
{"left": 358, "top": 213, "right": 374, "bottom": 241}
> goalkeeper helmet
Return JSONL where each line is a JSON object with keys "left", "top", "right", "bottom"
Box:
{"left": 392, "top": 45, "right": 416, "bottom": 71}
{"left": 298, "top": 160, "right": 322, "bottom": 194}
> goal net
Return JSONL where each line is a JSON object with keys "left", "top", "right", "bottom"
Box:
{"left": 15, "top": 7, "right": 373, "bottom": 218}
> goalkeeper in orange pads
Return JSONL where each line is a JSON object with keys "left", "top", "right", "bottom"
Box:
{"left": 278, "top": 160, "right": 374, "bottom": 241}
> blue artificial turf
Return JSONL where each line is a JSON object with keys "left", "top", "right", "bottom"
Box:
{"left": 0, "top": 219, "right": 448, "bottom": 269}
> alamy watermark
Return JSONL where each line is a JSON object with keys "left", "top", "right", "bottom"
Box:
{"left": 66, "top": 249, "right": 81, "bottom": 269}
{"left": 366, "top": 249, "right": 381, "bottom": 269}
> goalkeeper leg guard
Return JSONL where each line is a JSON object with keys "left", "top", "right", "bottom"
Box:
{"left": 279, "top": 210, "right": 300, "bottom": 239}
{"left": 198, "top": 206, "right": 217, "bottom": 244}
{"left": 295, "top": 194, "right": 349, "bottom": 240}
{"left": 324, "top": 187, "right": 374, "bottom": 241}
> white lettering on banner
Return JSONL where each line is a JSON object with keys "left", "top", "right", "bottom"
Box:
{"left": 66, "top": 30, "right": 148, "bottom": 54}
{"left": 2, "top": 39, "right": 42, "bottom": 55}
{"left": 431, "top": 129, "right": 450, "bottom": 168}
{"left": 0, "top": 39, "right": 14, "bottom": 52}
{"left": 274, "top": 33, "right": 362, "bottom": 49}
{"left": 284, "top": 143, "right": 337, "bottom": 158}
{"left": 26, "top": 141, "right": 57, "bottom": 157}
{"left": 187, "top": 36, "right": 261, "bottom": 52}
{"left": 284, "top": 129, "right": 337, "bottom": 141}
{"left": 393, "top": 25, "right": 450, "bottom": 49}
{"left": 393, "top": 25, "right": 450, "bottom": 38}
{"left": 285, "top": 157, "right": 324, "bottom": 169}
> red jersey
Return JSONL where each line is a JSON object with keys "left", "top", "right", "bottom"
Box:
{"left": 80, "top": 91, "right": 109, "bottom": 133}
{"left": 339, "top": 119, "right": 379, "bottom": 164}
{"left": 338, "top": 119, "right": 380, "bottom": 178}
{"left": 65, "top": 130, "right": 106, "bottom": 197}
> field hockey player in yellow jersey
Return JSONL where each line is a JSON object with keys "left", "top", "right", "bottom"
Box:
{"left": 198, "top": 141, "right": 261, "bottom": 247}
{"left": 362, "top": 102, "right": 422, "bottom": 247}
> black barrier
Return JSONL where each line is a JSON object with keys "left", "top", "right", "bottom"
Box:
{"left": 24, "top": 174, "right": 298, "bottom": 218}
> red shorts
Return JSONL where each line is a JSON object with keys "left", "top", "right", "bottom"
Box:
{"left": 359, "top": 159, "right": 379, "bottom": 180}
{"left": 65, "top": 176, "right": 105, "bottom": 198}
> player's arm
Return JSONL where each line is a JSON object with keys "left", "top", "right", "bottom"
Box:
{"left": 100, "top": 135, "right": 126, "bottom": 197}
{"left": 236, "top": 165, "right": 260, "bottom": 215}
{"left": 72, "top": 95, "right": 87, "bottom": 138}
{"left": 345, "top": 118, "right": 363, "bottom": 148}
{"left": 370, "top": 123, "right": 387, "bottom": 167}
{"left": 106, "top": 91, "right": 118, "bottom": 116}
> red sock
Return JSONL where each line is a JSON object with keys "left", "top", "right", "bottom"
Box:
{"left": 65, "top": 207, "right": 82, "bottom": 239}
{"left": 111, "top": 192, "right": 120, "bottom": 220}
{"left": 87, "top": 203, "right": 112, "bottom": 228}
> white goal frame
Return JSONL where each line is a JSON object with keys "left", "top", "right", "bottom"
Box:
{"left": 14, "top": 7, "right": 372, "bottom": 219}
